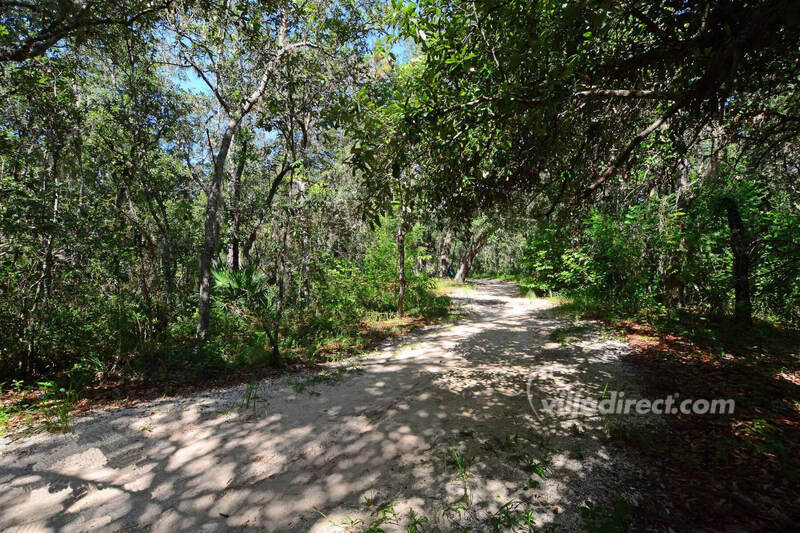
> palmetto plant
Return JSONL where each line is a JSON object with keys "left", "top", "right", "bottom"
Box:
{"left": 213, "top": 267, "right": 281, "bottom": 363}
{"left": 213, "top": 268, "right": 274, "bottom": 313}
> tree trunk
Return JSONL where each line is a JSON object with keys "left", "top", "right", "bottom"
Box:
{"left": 196, "top": 119, "right": 238, "bottom": 348}
{"left": 722, "top": 197, "right": 752, "bottom": 325}
{"left": 271, "top": 218, "right": 287, "bottom": 367}
{"left": 25, "top": 147, "right": 60, "bottom": 374}
{"left": 160, "top": 241, "right": 175, "bottom": 322}
{"left": 455, "top": 224, "right": 497, "bottom": 282}
{"left": 227, "top": 140, "right": 246, "bottom": 270}
{"left": 298, "top": 214, "right": 311, "bottom": 307}
{"left": 241, "top": 227, "right": 257, "bottom": 268}
{"left": 438, "top": 229, "right": 453, "bottom": 277}
{"left": 397, "top": 218, "right": 407, "bottom": 317}
{"left": 41, "top": 148, "right": 60, "bottom": 302}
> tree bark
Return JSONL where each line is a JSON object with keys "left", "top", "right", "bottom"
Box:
{"left": 25, "top": 146, "right": 60, "bottom": 374}
{"left": 191, "top": 19, "right": 298, "bottom": 350}
{"left": 397, "top": 218, "right": 407, "bottom": 317}
{"left": 241, "top": 227, "right": 257, "bottom": 269}
{"left": 722, "top": 197, "right": 752, "bottom": 325}
{"left": 271, "top": 218, "right": 287, "bottom": 367}
{"left": 455, "top": 224, "right": 497, "bottom": 282}
{"left": 41, "top": 148, "right": 60, "bottom": 302}
{"left": 240, "top": 158, "right": 291, "bottom": 269}
{"left": 226, "top": 140, "right": 246, "bottom": 270}
{"left": 196, "top": 119, "right": 237, "bottom": 348}
{"left": 438, "top": 229, "right": 453, "bottom": 277}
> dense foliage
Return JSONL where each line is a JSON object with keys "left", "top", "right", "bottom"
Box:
{"left": 2, "top": 3, "right": 798, "bottom": 530}
{"left": 391, "top": 0, "right": 800, "bottom": 326}
{"left": 1, "top": 0, "right": 798, "bottom": 386}
{"left": 0, "top": 0, "right": 450, "bottom": 385}
{"left": 479, "top": 174, "right": 800, "bottom": 326}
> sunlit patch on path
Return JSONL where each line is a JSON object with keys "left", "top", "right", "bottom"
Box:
{"left": 0, "top": 280, "right": 645, "bottom": 531}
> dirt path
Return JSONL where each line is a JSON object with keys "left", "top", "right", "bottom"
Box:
{"left": 0, "top": 280, "right": 645, "bottom": 532}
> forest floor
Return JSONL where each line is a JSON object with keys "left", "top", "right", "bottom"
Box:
{"left": 0, "top": 280, "right": 652, "bottom": 531}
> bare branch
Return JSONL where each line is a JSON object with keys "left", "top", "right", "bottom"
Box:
{"left": 574, "top": 88, "right": 678, "bottom": 100}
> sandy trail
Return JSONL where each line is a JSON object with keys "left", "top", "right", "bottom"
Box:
{"left": 0, "top": 280, "right": 644, "bottom": 532}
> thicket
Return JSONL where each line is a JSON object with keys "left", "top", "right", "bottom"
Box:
{"left": 2, "top": 0, "right": 799, "bottom": 393}
{"left": 475, "top": 173, "right": 800, "bottom": 327}
{"left": 0, "top": 204, "right": 447, "bottom": 383}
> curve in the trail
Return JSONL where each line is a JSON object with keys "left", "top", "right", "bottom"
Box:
{"left": 0, "top": 280, "right": 646, "bottom": 532}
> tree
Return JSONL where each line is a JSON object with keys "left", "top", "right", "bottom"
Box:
{"left": 392, "top": 0, "right": 800, "bottom": 213}
{"left": 454, "top": 221, "right": 499, "bottom": 282}
{"left": 0, "top": 0, "right": 169, "bottom": 62}
{"left": 721, "top": 197, "right": 752, "bottom": 325}
{"left": 169, "top": 0, "right": 353, "bottom": 347}
{"left": 353, "top": 50, "right": 451, "bottom": 314}
{"left": 437, "top": 229, "right": 453, "bottom": 277}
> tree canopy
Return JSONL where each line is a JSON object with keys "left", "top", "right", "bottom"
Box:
{"left": 1, "top": 0, "right": 798, "bottom": 380}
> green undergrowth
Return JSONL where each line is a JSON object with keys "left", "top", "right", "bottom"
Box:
{"left": 1, "top": 273, "right": 453, "bottom": 436}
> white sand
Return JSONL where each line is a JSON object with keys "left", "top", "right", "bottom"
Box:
{"left": 0, "top": 280, "right": 645, "bottom": 532}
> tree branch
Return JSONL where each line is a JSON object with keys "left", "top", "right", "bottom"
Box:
{"left": 573, "top": 99, "right": 684, "bottom": 206}
{"left": 0, "top": 2, "right": 171, "bottom": 62}
{"left": 574, "top": 88, "right": 678, "bottom": 100}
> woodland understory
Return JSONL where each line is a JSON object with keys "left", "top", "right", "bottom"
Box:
{"left": 1, "top": 1, "right": 799, "bottom": 530}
